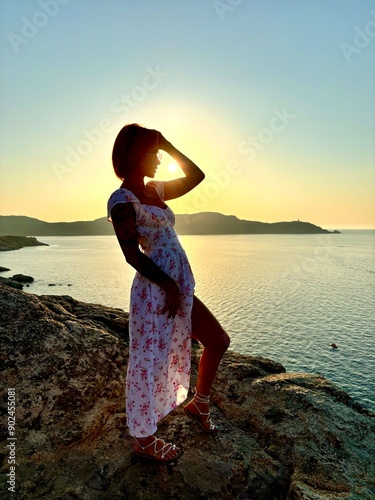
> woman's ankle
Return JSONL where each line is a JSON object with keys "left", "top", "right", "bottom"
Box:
{"left": 134, "top": 435, "right": 155, "bottom": 447}
{"left": 193, "top": 390, "right": 211, "bottom": 403}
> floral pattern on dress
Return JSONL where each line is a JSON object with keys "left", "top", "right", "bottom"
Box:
{"left": 107, "top": 180, "right": 195, "bottom": 437}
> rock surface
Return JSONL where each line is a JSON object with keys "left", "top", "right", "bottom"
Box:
{"left": 0, "top": 276, "right": 24, "bottom": 290}
{"left": 0, "top": 284, "right": 374, "bottom": 499}
{"left": 10, "top": 274, "right": 34, "bottom": 283}
{"left": 0, "top": 274, "right": 35, "bottom": 290}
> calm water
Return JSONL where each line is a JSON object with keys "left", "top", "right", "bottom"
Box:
{"left": 1, "top": 231, "right": 374, "bottom": 411}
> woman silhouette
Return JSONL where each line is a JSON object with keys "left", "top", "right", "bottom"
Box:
{"left": 108, "top": 124, "right": 230, "bottom": 462}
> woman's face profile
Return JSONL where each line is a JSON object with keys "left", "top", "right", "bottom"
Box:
{"left": 139, "top": 148, "right": 161, "bottom": 178}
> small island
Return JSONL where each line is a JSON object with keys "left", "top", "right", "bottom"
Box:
{"left": 0, "top": 235, "right": 48, "bottom": 251}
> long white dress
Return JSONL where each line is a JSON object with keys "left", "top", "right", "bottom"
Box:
{"left": 107, "top": 180, "right": 195, "bottom": 437}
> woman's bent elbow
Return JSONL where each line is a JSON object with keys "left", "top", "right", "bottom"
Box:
{"left": 194, "top": 172, "right": 205, "bottom": 186}
{"left": 124, "top": 251, "right": 139, "bottom": 268}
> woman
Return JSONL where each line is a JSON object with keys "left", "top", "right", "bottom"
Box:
{"left": 108, "top": 123, "right": 230, "bottom": 463}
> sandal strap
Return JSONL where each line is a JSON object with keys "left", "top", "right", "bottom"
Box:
{"left": 134, "top": 436, "right": 157, "bottom": 451}
{"left": 192, "top": 400, "right": 211, "bottom": 420}
{"left": 192, "top": 392, "right": 217, "bottom": 431}
{"left": 135, "top": 437, "right": 177, "bottom": 459}
{"left": 157, "top": 441, "right": 176, "bottom": 459}
{"left": 194, "top": 390, "right": 211, "bottom": 404}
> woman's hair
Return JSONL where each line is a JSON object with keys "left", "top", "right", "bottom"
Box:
{"left": 112, "top": 123, "right": 156, "bottom": 179}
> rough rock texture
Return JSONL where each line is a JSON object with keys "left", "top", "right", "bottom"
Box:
{"left": 0, "top": 284, "right": 374, "bottom": 499}
{"left": 0, "top": 274, "right": 35, "bottom": 290}
{"left": 0, "top": 276, "right": 24, "bottom": 290}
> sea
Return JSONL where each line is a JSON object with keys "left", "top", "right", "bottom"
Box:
{"left": 1, "top": 231, "right": 374, "bottom": 412}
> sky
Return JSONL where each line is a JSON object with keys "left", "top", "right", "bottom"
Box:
{"left": 0, "top": 0, "right": 374, "bottom": 229}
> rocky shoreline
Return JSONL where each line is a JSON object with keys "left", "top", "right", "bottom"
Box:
{"left": 0, "top": 235, "right": 48, "bottom": 252}
{"left": 0, "top": 271, "right": 34, "bottom": 290}
{"left": 0, "top": 267, "right": 71, "bottom": 291}
{"left": 1, "top": 284, "right": 374, "bottom": 498}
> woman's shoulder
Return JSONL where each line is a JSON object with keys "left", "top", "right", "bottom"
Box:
{"left": 107, "top": 188, "right": 141, "bottom": 221}
{"left": 108, "top": 187, "right": 140, "bottom": 204}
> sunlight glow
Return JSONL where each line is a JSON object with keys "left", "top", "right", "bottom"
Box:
{"left": 168, "top": 162, "right": 178, "bottom": 172}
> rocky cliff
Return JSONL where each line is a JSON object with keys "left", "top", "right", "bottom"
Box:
{"left": 0, "top": 284, "right": 373, "bottom": 499}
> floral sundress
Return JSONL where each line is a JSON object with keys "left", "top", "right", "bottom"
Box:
{"left": 107, "top": 180, "right": 195, "bottom": 437}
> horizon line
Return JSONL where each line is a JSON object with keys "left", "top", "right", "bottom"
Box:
{"left": 0, "top": 213, "right": 374, "bottom": 231}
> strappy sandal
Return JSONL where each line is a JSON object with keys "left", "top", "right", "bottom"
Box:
{"left": 133, "top": 436, "right": 183, "bottom": 463}
{"left": 184, "top": 391, "right": 219, "bottom": 434}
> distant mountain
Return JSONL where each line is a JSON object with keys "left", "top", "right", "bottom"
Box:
{"left": 0, "top": 216, "right": 113, "bottom": 236}
{"left": 0, "top": 214, "right": 340, "bottom": 236}
{"left": 175, "top": 212, "right": 340, "bottom": 234}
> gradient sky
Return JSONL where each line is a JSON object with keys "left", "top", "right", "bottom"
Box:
{"left": 1, "top": 0, "right": 374, "bottom": 229}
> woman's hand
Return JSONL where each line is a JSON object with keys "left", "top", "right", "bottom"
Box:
{"left": 153, "top": 130, "right": 170, "bottom": 152}
{"left": 161, "top": 281, "right": 181, "bottom": 318}
{"left": 150, "top": 127, "right": 205, "bottom": 201}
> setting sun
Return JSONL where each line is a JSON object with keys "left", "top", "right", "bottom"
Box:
{"left": 168, "top": 162, "right": 178, "bottom": 173}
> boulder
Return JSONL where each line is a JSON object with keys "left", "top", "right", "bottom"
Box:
{"left": 11, "top": 274, "right": 34, "bottom": 283}
{"left": 0, "top": 276, "right": 23, "bottom": 289}
{"left": 0, "top": 284, "right": 374, "bottom": 499}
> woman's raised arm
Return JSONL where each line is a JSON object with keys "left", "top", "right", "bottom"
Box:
{"left": 158, "top": 134, "right": 205, "bottom": 201}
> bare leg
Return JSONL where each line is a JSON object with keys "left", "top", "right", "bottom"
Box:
{"left": 191, "top": 295, "right": 230, "bottom": 393}
{"left": 185, "top": 295, "right": 230, "bottom": 430}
